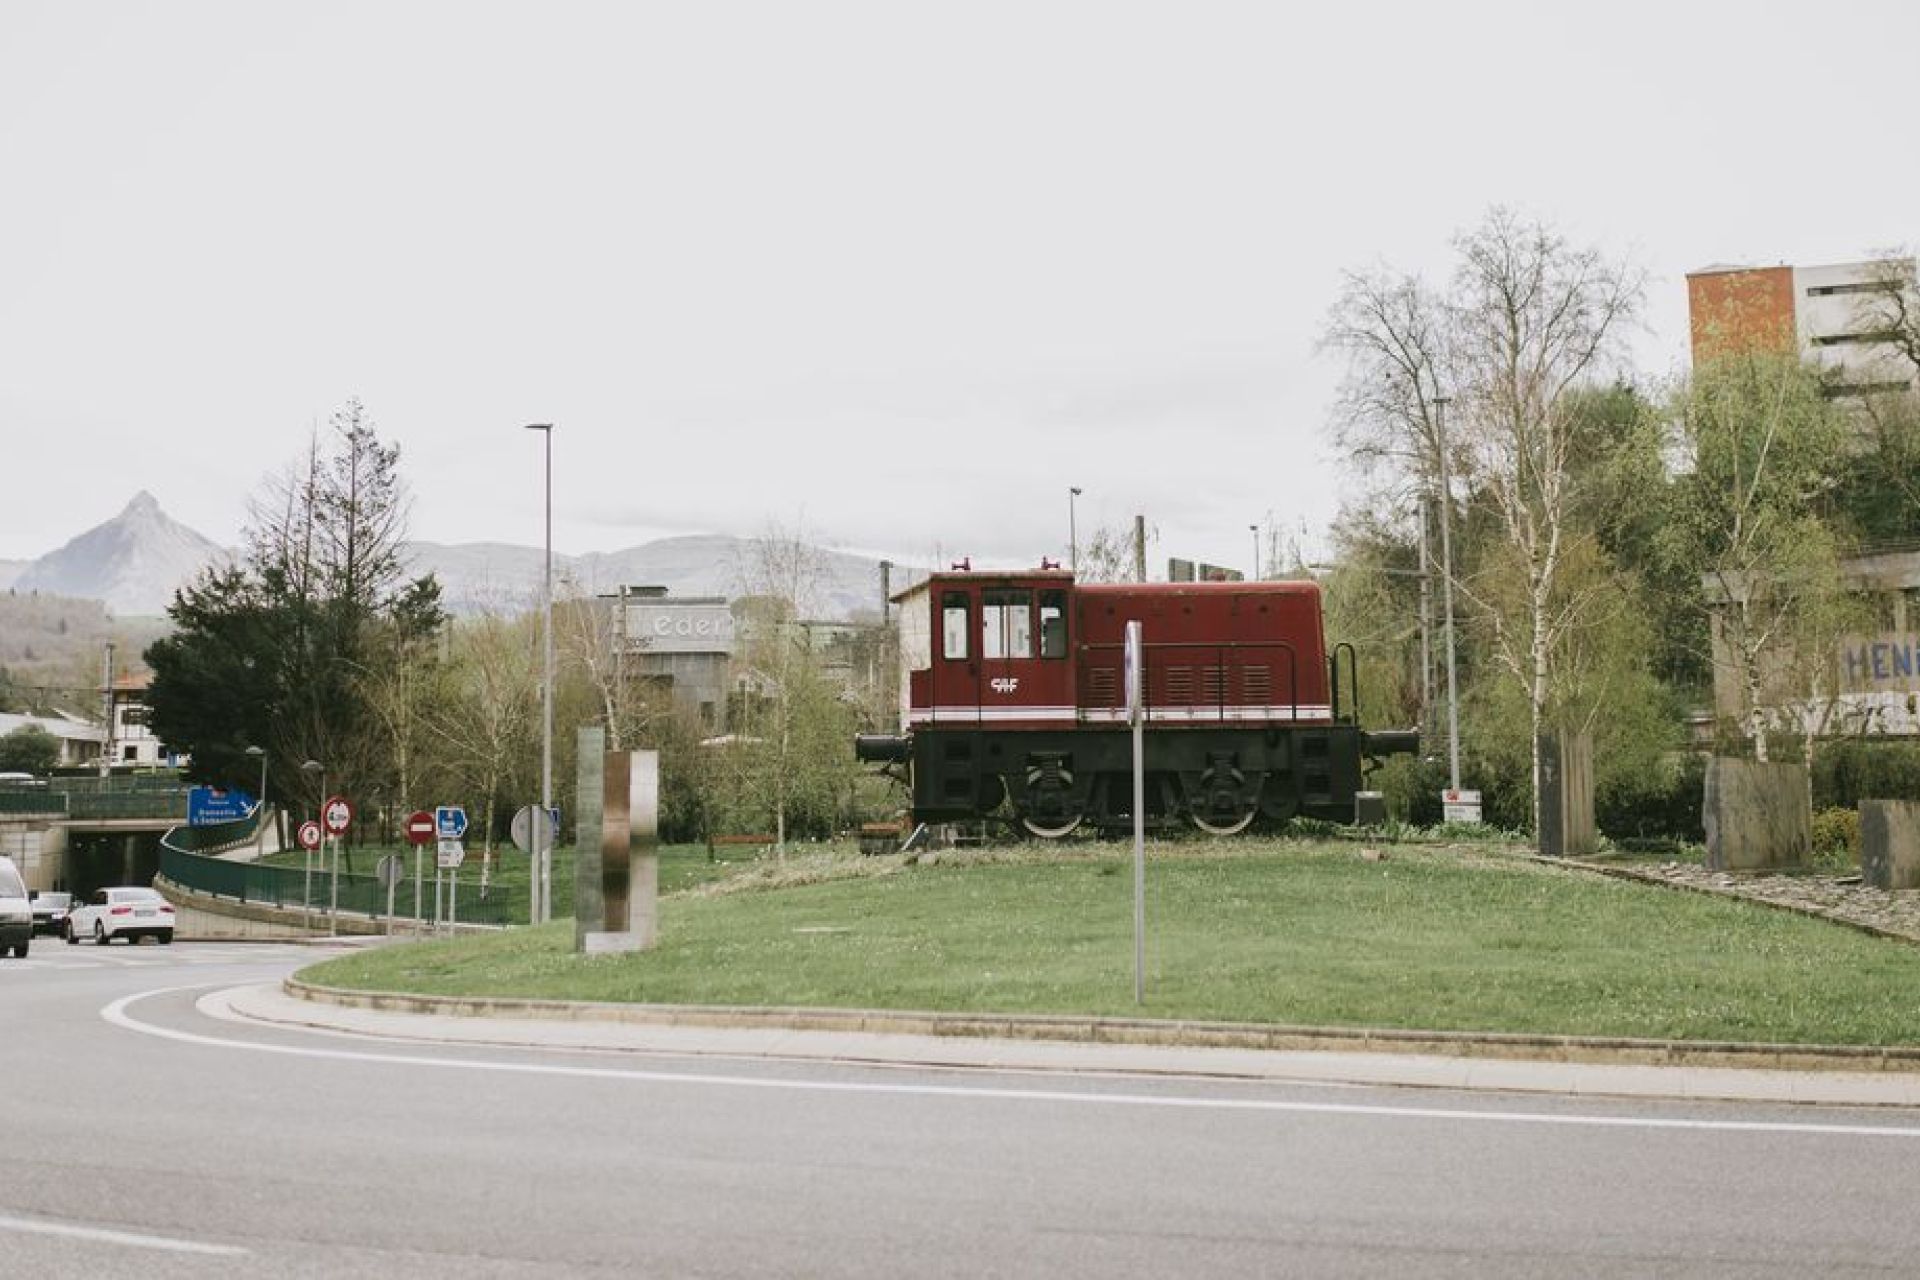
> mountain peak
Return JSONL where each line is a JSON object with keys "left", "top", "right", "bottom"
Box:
{"left": 15, "top": 493, "right": 229, "bottom": 616}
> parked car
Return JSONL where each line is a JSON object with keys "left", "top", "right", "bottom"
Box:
{"left": 29, "top": 890, "right": 73, "bottom": 936}
{"left": 65, "top": 886, "right": 175, "bottom": 946}
{"left": 0, "top": 857, "right": 31, "bottom": 958}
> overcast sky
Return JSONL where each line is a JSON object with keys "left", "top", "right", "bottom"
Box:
{"left": 3, "top": 1, "right": 1916, "bottom": 575}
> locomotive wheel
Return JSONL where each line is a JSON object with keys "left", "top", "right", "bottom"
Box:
{"left": 1188, "top": 805, "right": 1257, "bottom": 837}
{"left": 1188, "top": 763, "right": 1256, "bottom": 836}
{"left": 1019, "top": 765, "right": 1083, "bottom": 840}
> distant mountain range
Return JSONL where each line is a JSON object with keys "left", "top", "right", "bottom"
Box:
{"left": 3, "top": 493, "right": 899, "bottom": 621}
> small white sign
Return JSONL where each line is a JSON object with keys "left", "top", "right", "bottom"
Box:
{"left": 1442, "top": 788, "right": 1483, "bottom": 825}
{"left": 436, "top": 838, "right": 466, "bottom": 869}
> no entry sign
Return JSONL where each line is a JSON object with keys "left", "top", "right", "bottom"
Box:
{"left": 405, "top": 810, "right": 436, "bottom": 846}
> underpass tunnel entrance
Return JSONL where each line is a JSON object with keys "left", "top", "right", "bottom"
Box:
{"left": 61, "top": 832, "right": 162, "bottom": 898}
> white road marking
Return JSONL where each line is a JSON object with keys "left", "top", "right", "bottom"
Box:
{"left": 104, "top": 985, "right": 1920, "bottom": 1141}
{"left": 0, "top": 1211, "right": 248, "bottom": 1256}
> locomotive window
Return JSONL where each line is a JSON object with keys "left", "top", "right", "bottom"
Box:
{"left": 942, "top": 592, "right": 970, "bottom": 661}
{"left": 981, "top": 589, "right": 1032, "bottom": 659}
{"left": 1039, "top": 591, "right": 1067, "bottom": 659}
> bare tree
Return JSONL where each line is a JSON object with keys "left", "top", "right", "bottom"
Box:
{"left": 1445, "top": 211, "right": 1643, "bottom": 833}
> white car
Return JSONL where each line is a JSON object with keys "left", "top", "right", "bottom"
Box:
{"left": 65, "top": 886, "right": 176, "bottom": 946}
{"left": 0, "top": 857, "right": 30, "bottom": 958}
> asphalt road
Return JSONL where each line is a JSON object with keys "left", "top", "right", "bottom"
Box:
{"left": 6, "top": 941, "right": 1920, "bottom": 1278}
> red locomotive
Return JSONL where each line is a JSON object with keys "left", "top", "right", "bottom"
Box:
{"left": 856, "top": 565, "right": 1418, "bottom": 836}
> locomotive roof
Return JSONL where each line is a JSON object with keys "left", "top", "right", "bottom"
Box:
{"left": 892, "top": 570, "right": 1319, "bottom": 604}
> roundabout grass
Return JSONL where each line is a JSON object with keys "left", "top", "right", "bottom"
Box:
{"left": 297, "top": 838, "right": 1920, "bottom": 1047}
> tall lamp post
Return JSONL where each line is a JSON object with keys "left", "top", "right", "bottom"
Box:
{"left": 300, "top": 759, "right": 324, "bottom": 933}
{"left": 245, "top": 745, "right": 267, "bottom": 856}
{"left": 1432, "top": 394, "right": 1463, "bottom": 795}
{"left": 525, "top": 422, "right": 555, "bottom": 924}
{"left": 1250, "top": 524, "right": 1260, "bottom": 581}
{"left": 1068, "top": 487, "right": 1083, "bottom": 575}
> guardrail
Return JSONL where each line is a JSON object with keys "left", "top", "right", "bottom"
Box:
{"left": 159, "top": 812, "right": 513, "bottom": 927}
{"left": 0, "top": 779, "right": 190, "bottom": 820}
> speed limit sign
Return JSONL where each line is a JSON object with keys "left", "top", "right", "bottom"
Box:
{"left": 297, "top": 820, "right": 322, "bottom": 851}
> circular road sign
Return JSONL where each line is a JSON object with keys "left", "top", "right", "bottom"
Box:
{"left": 405, "top": 810, "right": 436, "bottom": 846}
{"left": 322, "top": 795, "right": 354, "bottom": 836}
{"left": 297, "top": 820, "right": 322, "bottom": 851}
{"left": 375, "top": 854, "right": 404, "bottom": 888}
{"left": 510, "top": 805, "right": 556, "bottom": 855}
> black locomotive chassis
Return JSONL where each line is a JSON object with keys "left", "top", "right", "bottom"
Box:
{"left": 908, "top": 723, "right": 1373, "bottom": 829}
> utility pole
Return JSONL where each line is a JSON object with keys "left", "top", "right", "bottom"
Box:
{"left": 1417, "top": 497, "right": 1434, "bottom": 742}
{"left": 1434, "top": 395, "right": 1463, "bottom": 794}
{"left": 1132, "top": 514, "right": 1147, "bottom": 584}
{"left": 98, "top": 642, "right": 115, "bottom": 777}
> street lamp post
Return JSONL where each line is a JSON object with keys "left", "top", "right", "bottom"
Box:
{"left": 525, "top": 423, "right": 555, "bottom": 924}
{"left": 1250, "top": 524, "right": 1260, "bottom": 581}
{"left": 245, "top": 745, "right": 267, "bottom": 857}
{"left": 1432, "top": 395, "right": 1463, "bottom": 795}
{"left": 300, "top": 759, "right": 324, "bottom": 933}
{"left": 1069, "top": 487, "right": 1082, "bottom": 575}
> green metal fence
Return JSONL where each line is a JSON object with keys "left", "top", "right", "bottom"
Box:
{"left": 0, "top": 777, "right": 189, "bottom": 820}
{"left": 159, "top": 812, "right": 513, "bottom": 928}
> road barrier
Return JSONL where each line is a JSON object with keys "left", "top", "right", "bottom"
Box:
{"left": 159, "top": 809, "right": 512, "bottom": 927}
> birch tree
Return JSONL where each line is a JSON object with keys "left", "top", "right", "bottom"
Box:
{"left": 1444, "top": 211, "right": 1642, "bottom": 834}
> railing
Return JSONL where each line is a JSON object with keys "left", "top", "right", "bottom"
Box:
{"left": 0, "top": 777, "right": 190, "bottom": 820}
{"left": 158, "top": 836, "right": 514, "bottom": 928}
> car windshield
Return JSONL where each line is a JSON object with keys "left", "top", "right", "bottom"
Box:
{"left": 37, "top": 892, "right": 71, "bottom": 908}
{"left": 114, "top": 889, "right": 164, "bottom": 903}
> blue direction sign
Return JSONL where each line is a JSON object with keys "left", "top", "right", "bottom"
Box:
{"left": 188, "top": 786, "right": 255, "bottom": 827}
{"left": 435, "top": 805, "right": 469, "bottom": 839}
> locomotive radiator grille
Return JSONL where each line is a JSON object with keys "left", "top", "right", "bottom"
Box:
{"left": 1242, "top": 665, "right": 1271, "bottom": 703}
{"left": 1165, "top": 666, "right": 1194, "bottom": 703}
{"left": 1200, "top": 665, "right": 1225, "bottom": 702}
{"left": 1087, "top": 667, "right": 1119, "bottom": 706}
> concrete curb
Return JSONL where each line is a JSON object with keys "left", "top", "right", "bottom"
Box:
{"left": 282, "top": 976, "right": 1920, "bottom": 1076}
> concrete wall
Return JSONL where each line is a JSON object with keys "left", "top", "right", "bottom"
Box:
{"left": 1861, "top": 800, "right": 1920, "bottom": 891}
{"left": 1703, "top": 758, "right": 1811, "bottom": 871}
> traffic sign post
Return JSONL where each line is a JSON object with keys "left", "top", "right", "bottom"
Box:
{"left": 322, "top": 795, "right": 352, "bottom": 938}
{"left": 1125, "top": 620, "right": 1146, "bottom": 1006}
{"left": 406, "top": 810, "right": 435, "bottom": 934}
{"left": 298, "top": 820, "right": 322, "bottom": 934}
{"left": 377, "top": 854, "right": 403, "bottom": 934}
{"left": 436, "top": 838, "right": 465, "bottom": 936}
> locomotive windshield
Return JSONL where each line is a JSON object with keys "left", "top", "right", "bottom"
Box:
{"left": 982, "top": 589, "right": 1032, "bottom": 659}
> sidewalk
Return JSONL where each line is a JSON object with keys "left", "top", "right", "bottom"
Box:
{"left": 216, "top": 981, "right": 1920, "bottom": 1108}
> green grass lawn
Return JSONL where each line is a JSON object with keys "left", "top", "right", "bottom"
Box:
{"left": 298, "top": 839, "right": 1920, "bottom": 1046}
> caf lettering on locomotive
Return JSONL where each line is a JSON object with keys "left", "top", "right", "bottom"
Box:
{"left": 855, "top": 564, "right": 1419, "bottom": 836}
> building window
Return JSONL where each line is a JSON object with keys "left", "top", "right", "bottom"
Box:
{"left": 941, "top": 592, "right": 970, "bottom": 661}
{"left": 1824, "top": 380, "right": 1913, "bottom": 398}
{"left": 981, "top": 589, "right": 1033, "bottom": 660}
{"left": 1810, "top": 331, "right": 1899, "bottom": 347}
{"left": 1805, "top": 281, "right": 1898, "bottom": 298}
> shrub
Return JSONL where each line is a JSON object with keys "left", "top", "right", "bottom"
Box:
{"left": 1810, "top": 806, "right": 1860, "bottom": 869}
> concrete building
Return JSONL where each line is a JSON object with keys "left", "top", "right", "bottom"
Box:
{"left": 610, "top": 587, "right": 735, "bottom": 729}
{"left": 104, "top": 672, "right": 172, "bottom": 768}
{"left": 1687, "top": 257, "right": 1916, "bottom": 396}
